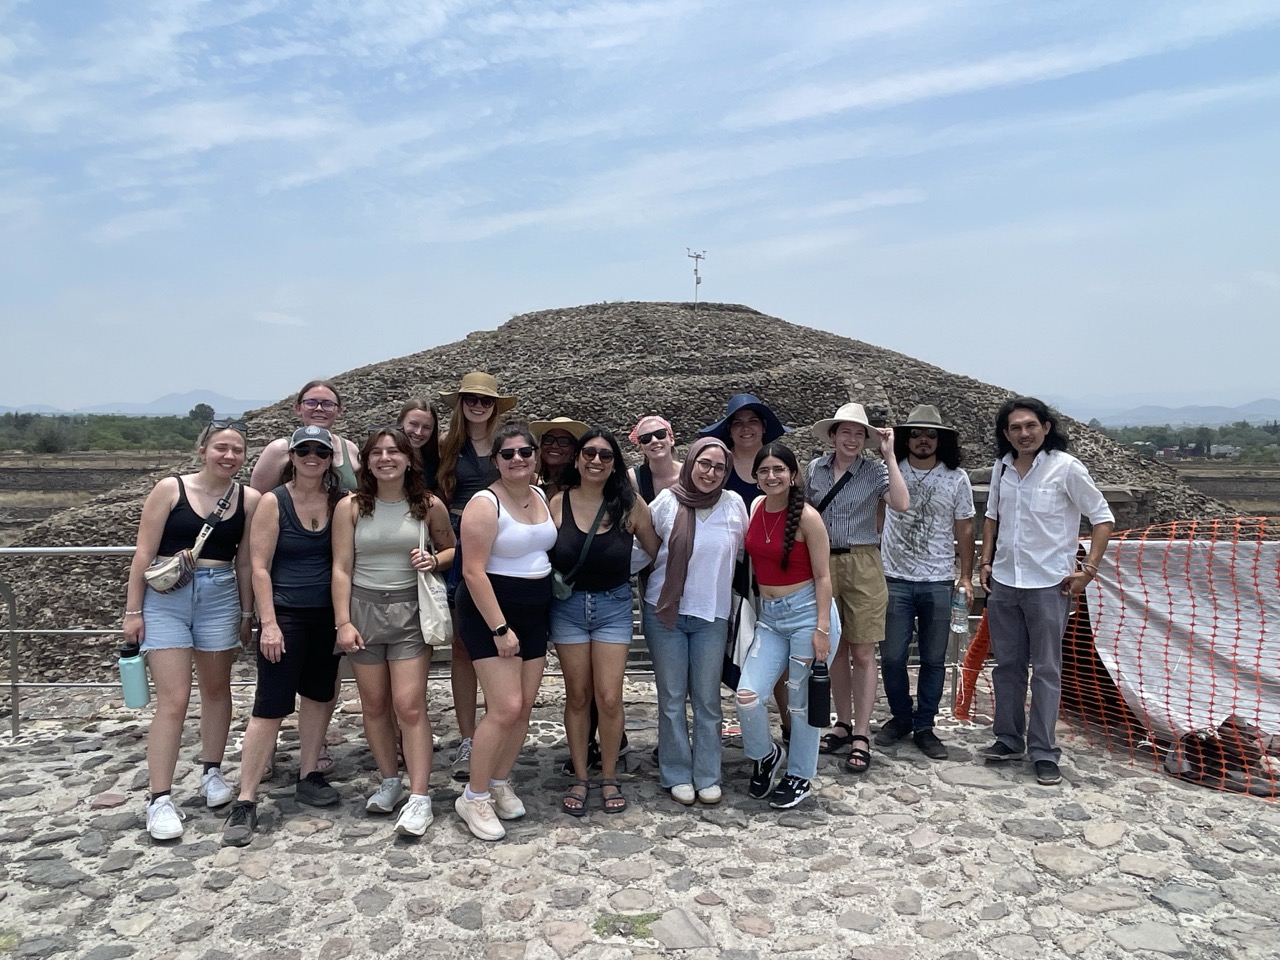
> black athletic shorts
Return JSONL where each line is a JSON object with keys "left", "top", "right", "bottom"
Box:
{"left": 252, "top": 605, "right": 342, "bottom": 719}
{"left": 456, "top": 574, "right": 552, "bottom": 662}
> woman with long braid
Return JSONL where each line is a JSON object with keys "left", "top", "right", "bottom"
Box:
{"left": 736, "top": 443, "right": 838, "bottom": 809}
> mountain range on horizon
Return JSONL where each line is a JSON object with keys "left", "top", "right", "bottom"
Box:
{"left": 3, "top": 390, "right": 1278, "bottom": 428}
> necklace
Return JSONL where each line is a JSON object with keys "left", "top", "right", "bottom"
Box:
{"left": 762, "top": 506, "right": 785, "bottom": 544}
{"left": 905, "top": 461, "right": 939, "bottom": 489}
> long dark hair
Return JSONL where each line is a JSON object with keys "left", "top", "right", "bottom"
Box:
{"left": 894, "top": 427, "right": 964, "bottom": 470}
{"left": 753, "top": 442, "right": 805, "bottom": 571}
{"left": 560, "top": 427, "right": 635, "bottom": 530}
{"left": 354, "top": 427, "right": 432, "bottom": 520}
{"left": 994, "top": 397, "right": 1069, "bottom": 459}
{"left": 398, "top": 399, "right": 441, "bottom": 480}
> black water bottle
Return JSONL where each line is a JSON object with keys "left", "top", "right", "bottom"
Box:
{"left": 807, "top": 661, "right": 831, "bottom": 729}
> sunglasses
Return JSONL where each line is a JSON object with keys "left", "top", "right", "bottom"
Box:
{"left": 638, "top": 429, "right": 669, "bottom": 444}
{"left": 462, "top": 394, "right": 496, "bottom": 407}
{"left": 498, "top": 446, "right": 536, "bottom": 460}
{"left": 580, "top": 447, "right": 615, "bottom": 463}
{"left": 694, "top": 459, "right": 727, "bottom": 475}
{"left": 292, "top": 444, "right": 333, "bottom": 459}
{"left": 200, "top": 419, "right": 248, "bottom": 442}
{"left": 910, "top": 428, "right": 938, "bottom": 440}
{"left": 300, "top": 398, "right": 339, "bottom": 411}
{"left": 541, "top": 435, "right": 575, "bottom": 449}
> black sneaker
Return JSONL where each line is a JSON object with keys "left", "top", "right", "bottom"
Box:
{"left": 1034, "top": 760, "right": 1062, "bottom": 785}
{"left": 748, "top": 742, "right": 786, "bottom": 799}
{"left": 768, "top": 775, "right": 812, "bottom": 809}
{"left": 874, "top": 716, "right": 912, "bottom": 746}
{"left": 296, "top": 771, "right": 340, "bottom": 807}
{"left": 912, "top": 729, "right": 949, "bottom": 760}
{"left": 221, "top": 801, "right": 258, "bottom": 847}
{"left": 982, "top": 741, "right": 1024, "bottom": 762}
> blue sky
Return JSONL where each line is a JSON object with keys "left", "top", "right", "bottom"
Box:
{"left": 3, "top": 0, "right": 1278, "bottom": 411}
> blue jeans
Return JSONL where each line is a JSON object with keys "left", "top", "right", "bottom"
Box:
{"left": 880, "top": 578, "right": 951, "bottom": 731}
{"left": 642, "top": 604, "right": 726, "bottom": 790}
{"left": 738, "top": 583, "right": 839, "bottom": 780}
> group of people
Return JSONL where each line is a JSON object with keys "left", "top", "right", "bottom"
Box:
{"left": 123, "top": 374, "right": 1113, "bottom": 845}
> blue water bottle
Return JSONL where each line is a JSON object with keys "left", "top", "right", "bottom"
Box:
{"left": 118, "top": 641, "right": 150, "bottom": 708}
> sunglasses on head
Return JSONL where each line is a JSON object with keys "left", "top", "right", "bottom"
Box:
{"left": 498, "top": 446, "right": 536, "bottom": 460}
{"left": 910, "top": 428, "right": 938, "bottom": 440}
{"left": 201, "top": 419, "right": 248, "bottom": 442}
{"left": 292, "top": 444, "right": 332, "bottom": 459}
{"left": 581, "top": 447, "right": 615, "bottom": 463}
{"left": 462, "top": 394, "right": 496, "bottom": 407}
{"left": 300, "top": 398, "right": 339, "bottom": 411}
{"left": 638, "top": 429, "right": 668, "bottom": 444}
{"left": 541, "top": 435, "right": 575, "bottom": 449}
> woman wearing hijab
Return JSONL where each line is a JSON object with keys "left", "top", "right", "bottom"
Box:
{"left": 643, "top": 437, "right": 748, "bottom": 805}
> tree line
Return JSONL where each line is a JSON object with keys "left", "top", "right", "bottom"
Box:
{"left": 0, "top": 405, "right": 216, "bottom": 453}
{"left": 1096, "top": 419, "right": 1280, "bottom": 463}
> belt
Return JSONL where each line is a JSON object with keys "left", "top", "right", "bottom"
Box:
{"left": 829, "top": 546, "right": 878, "bottom": 555}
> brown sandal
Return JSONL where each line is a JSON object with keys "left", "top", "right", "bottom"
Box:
{"left": 599, "top": 779, "right": 627, "bottom": 815}
{"left": 562, "top": 779, "right": 589, "bottom": 818}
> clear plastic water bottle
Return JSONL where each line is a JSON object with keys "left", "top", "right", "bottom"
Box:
{"left": 949, "top": 587, "right": 970, "bottom": 635}
{"left": 118, "top": 641, "right": 150, "bottom": 708}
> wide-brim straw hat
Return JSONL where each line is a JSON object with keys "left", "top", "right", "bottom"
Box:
{"left": 813, "top": 402, "right": 874, "bottom": 443}
{"left": 898, "top": 404, "right": 956, "bottom": 433}
{"left": 439, "top": 372, "right": 518, "bottom": 416}
{"left": 697, "top": 393, "right": 791, "bottom": 445}
{"left": 529, "top": 417, "right": 589, "bottom": 442}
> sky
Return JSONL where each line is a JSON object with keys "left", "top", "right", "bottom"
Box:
{"left": 3, "top": 0, "right": 1278, "bottom": 412}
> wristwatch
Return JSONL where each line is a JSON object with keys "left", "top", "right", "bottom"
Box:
{"left": 492, "top": 623, "right": 509, "bottom": 637}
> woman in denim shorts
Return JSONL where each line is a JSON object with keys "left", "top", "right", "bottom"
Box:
{"left": 332, "top": 427, "right": 456, "bottom": 838}
{"left": 548, "top": 428, "right": 659, "bottom": 816}
{"left": 122, "top": 421, "right": 262, "bottom": 841}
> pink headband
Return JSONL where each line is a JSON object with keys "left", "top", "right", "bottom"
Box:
{"left": 629, "top": 416, "right": 674, "bottom": 445}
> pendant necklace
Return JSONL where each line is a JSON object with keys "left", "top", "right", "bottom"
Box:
{"left": 762, "top": 506, "right": 785, "bottom": 544}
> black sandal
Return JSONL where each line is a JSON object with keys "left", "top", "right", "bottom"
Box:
{"left": 562, "top": 779, "right": 589, "bottom": 818}
{"left": 599, "top": 779, "right": 627, "bottom": 815}
{"left": 820, "top": 721, "right": 854, "bottom": 754}
{"left": 845, "top": 735, "right": 872, "bottom": 776}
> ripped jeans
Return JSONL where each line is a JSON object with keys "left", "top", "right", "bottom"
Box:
{"left": 737, "top": 582, "right": 839, "bottom": 780}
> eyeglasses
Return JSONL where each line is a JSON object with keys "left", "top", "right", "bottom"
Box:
{"left": 292, "top": 444, "right": 333, "bottom": 459}
{"left": 755, "top": 465, "right": 789, "bottom": 477}
{"left": 498, "top": 446, "right": 536, "bottom": 460}
{"left": 300, "top": 398, "right": 339, "bottom": 411}
{"left": 581, "top": 448, "right": 615, "bottom": 463}
{"left": 638, "top": 429, "right": 668, "bottom": 444}
{"left": 909, "top": 428, "right": 938, "bottom": 440}
{"left": 541, "top": 435, "right": 575, "bottom": 449}
{"left": 694, "top": 459, "right": 727, "bottom": 475}
{"left": 200, "top": 419, "right": 248, "bottom": 442}
{"left": 462, "top": 394, "right": 496, "bottom": 407}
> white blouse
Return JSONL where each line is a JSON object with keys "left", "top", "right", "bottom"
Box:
{"left": 644, "top": 489, "right": 748, "bottom": 623}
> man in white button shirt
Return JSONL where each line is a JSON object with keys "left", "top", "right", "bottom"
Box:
{"left": 978, "top": 398, "right": 1113, "bottom": 786}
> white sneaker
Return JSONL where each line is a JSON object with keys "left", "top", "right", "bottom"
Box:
{"left": 454, "top": 793, "right": 506, "bottom": 841}
{"left": 394, "top": 795, "right": 433, "bottom": 837}
{"left": 146, "top": 795, "right": 185, "bottom": 840}
{"left": 670, "top": 783, "right": 696, "bottom": 805}
{"left": 450, "top": 738, "right": 473, "bottom": 782}
{"left": 200, "top": 768, "right": 233, "bottom": 808}
{"left": 366, "top": 777, "right": 406, "bottom": 814}
{"left": 489, "top": 782, "right": 526, "bottom": 821}
{"left": 697, "top": 784, "right": 722, "bottom": 805}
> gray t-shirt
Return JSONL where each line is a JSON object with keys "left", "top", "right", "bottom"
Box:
{"left": 881, "top": 462, "right": 975, "bottom": 582}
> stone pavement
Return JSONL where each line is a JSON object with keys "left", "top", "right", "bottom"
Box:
{"left": 2, "top": 676, "right": 1278, "bottom": 960}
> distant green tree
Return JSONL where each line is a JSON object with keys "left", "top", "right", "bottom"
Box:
{"left": 30, "top": 423, "right": 70, "bottom": 453}
{"left": 188, "top": 403, "right": 215, "bottom": 422}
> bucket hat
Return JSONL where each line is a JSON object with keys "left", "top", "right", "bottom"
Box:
{"left": 812, "top": 402, "right": 874, "bottom": 443}
{"left": 698, "top": 393, "right": 790, "bottom": 446}
{"left": 439, "top": 372, "right": 518, "bottom": 416}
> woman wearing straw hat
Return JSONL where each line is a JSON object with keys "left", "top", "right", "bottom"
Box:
{"left": 437, "top": 372, "right": 518, "bottom": 780}
{"left": 804, "top": 402, "right": 909, "bottom": 775}
{"left": 531, "top": 416, "right": 589, "bottom": 498}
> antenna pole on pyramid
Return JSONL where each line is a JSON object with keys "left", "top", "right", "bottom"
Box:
{"left": 687, "top": 248, "right": 706, "bottom": 310}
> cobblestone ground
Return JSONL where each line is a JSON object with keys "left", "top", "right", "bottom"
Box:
{"left": 1, "top": 674, "right": 1278, "bottom": 960}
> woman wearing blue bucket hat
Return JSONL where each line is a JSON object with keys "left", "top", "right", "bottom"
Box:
{"left": 698, "top": 394, "right": 791, "bottom": 509}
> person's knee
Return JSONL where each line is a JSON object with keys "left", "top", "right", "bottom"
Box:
{"left": 564, "top": 681, "right": 593, "bottom": 714}
{"left": 361, "top": 688, "right": 393, "bottom": 720}
{"left": 736, "top": 688, "right": 761, "bottom": 708}
{"left": 488, "top": 690, "right": 526, "bottom": 727}
{"left": 393, "top": 695, "right": 424, "bottom": 728}
{"left": 594, "top": 687, "right": 623, "bottom": 716}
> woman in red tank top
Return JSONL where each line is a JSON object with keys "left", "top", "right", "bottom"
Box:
{"left": 736, "top": 443, "right": 839, "bottom": 810}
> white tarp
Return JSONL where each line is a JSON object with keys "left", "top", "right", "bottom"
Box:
{"left": 1087, "top": 539, "right": 1280, "bottom": 742}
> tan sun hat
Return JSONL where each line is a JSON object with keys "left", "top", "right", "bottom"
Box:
{"left": 529, "top": 417, "right": 589, "bottom": 442}
{"left": 898, "top": 404, "right": 955, "bottom": 433}
{"left": 439, "top": 372, "right": 518, "bottom": 416}
{"left": 812, "top": 402, "right": 874, "bottom": 443}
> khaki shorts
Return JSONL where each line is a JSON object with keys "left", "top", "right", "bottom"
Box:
{"left": 345, "top": 584, "right": 429, "bottom": 665}
{"left": 829, "top": 547, "right": 887, "bottom": 645}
